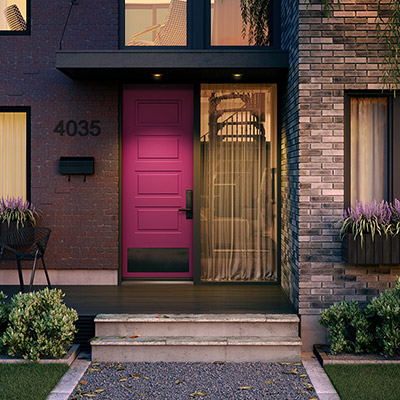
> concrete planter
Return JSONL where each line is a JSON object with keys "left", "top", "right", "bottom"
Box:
{"left": 0, "top": 344, "right": 80, "bottom": 365}
{"left": 314, "top": 344, "right": 400, "bottom": 365}
{"left": 342, "top": 234, "right": 400, "bottom": 265}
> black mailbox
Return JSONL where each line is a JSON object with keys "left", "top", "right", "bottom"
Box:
{"left": 59, "top": 157, "right": 95, "bottom": 175}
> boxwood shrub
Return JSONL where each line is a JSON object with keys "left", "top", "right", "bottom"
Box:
{"left": 320, "top": 278, "right": 400, "bottom": 357}
{"left": 1, "top": 288, "right": 78, "bottom": 362}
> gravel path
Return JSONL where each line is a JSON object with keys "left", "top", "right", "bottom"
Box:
{"left": 69, "top": 361, "right": 318, "bottom": 400}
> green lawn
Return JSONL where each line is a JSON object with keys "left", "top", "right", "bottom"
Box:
{"left": 0, "top": 363, "right": 68, "bottom": 400}
{"left": 324, "top": 364, "right": 400, "bottom": 400}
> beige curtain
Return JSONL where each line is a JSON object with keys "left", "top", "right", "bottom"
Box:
{"left": 0, "top": 112, "right": 27, "bottom": 199}
{"left": 211, "top": 0, "right": 248, "bottom": 45}
{"left": 200, "top": 84, "right": 277, "bottom": 281}
{"left": 350, "top": 98, "right": 387, "bottom": 205}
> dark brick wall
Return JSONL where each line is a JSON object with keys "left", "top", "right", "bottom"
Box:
{"left": 280, "top": 0, "right": 300, "bottom": 310}
{"left": 0, "top": 0, "right": 119, "bottom": 270}
{"left": 297, "top": 0, "right": 400, "bottom": 320}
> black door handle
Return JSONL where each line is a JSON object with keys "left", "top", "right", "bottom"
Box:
{"left": 179, "top": 190, "right": 193, "bottom": 219}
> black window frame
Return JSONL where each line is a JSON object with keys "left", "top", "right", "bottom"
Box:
{"left": 344, "top": 91, "right": 400, "bottom": 207}
{"left": 0, "top": 107, "right": 31, "bottom": 201}
{"left": 119, "top": 0, "right": 280, "bottom": 50}
{"left": 0, "top": 0, "right": 31, "bottom": 36}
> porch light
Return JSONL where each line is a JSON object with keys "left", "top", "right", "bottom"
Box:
{"left": 232, "top": 73, "right": 243, "bottom": 80}
{"left": 152, "top": 73, "right": 163, "bottom": 80}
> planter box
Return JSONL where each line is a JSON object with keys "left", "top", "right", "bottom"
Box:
{"left": 342, "top": 234, "right": 400, "bottom": 265}
{"left": 0, "top": 344, "right": 80, "bottom": 365}
{"left": 314, "top": 344, "right": 400, "bottom": 365}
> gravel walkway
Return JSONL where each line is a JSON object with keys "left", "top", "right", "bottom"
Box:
{"left": 68, "top": 361, "right": 318, "bottom": 400}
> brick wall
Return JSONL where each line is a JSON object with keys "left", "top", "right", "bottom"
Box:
{"left": 297, "top": 0, "right": 400, "bottom": 348}
{"left": 0, "top": 0, "right": 119, "bottom": 272}
{"left": 280, "top": 0, "right": 300, "bottom": 310}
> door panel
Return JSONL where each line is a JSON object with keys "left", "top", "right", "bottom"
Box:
{"left": 122, "top": 85, "right": 194, "bottom": 278}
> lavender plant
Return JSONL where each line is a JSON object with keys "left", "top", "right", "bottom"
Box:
{"left": 339, "top": 200, "right": 396, "bottom": 247}
{"left": 0, "top": 196, "right": 39, "bottom": 228}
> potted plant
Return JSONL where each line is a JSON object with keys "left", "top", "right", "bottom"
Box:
{"left": 0, "top": 196, "right": 39, "bottom": 237}
{"left": 340, "top": 200, "right": 400, "bottom": 265}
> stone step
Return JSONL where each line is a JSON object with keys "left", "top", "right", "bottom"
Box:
{"left": 91, "top": 335, "right": 302, "bottom": 362}
{"left": 94, "top": 313, "right": 300, "bottom": 338}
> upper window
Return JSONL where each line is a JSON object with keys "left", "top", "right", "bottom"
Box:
{"left": 123, "top": 0, "right": 274, "bottom": 48}
{"left": 346, "top": 95, "right": 400, "bottom": 206}
{"left": 125, "top": 0, "right": 187, "bottom": 47}
{"left": 0, "top": 0, "right": 29, "bottom": 34}
{"left": 210, "top": 0, "right": 270, "bottom": 46}
{"left": 0, "top": 110, "right": 29, "bottom": 199}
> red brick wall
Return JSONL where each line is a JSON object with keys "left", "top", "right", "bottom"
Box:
{"left": 0, "top": 0, "right": 119, "bottom": 271}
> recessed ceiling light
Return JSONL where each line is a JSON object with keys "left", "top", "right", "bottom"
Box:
{"left": 152, "top": 73, "right": 163, "bottom": 79}
{"left": 232, "top": 73, "right": 243, "bottom": 79}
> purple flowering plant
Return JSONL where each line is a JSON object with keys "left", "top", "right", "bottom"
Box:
{"left": 0, "top": 196, "right": 38, "bottom": 228}
{"left": 340, "top": 200, "right": 400, "bottom": 247}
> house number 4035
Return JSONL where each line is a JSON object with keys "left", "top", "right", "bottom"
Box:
{"left": 53, "top": 120, "right": 101, "bottom": 137}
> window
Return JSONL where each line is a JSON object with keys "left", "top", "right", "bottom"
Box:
{"left": 0, "top": 110, "right": 29, "bottom": 199}
{"left": 346, "top": 94, "right": 400, "bottom": 206}
{"left": 123, "top": 0, "right": 276, "bottom": 48}
{"left": 125, "top": 0, "right": 187, "bottom": 47}
{"left": 200, "top": 84, "right": 277, "bottom": 281}
{"left": 210, "top": 0, "right": 271, "bottom": 46}
{"left": 0, "top": 0, "right": 30, "bottom": 34}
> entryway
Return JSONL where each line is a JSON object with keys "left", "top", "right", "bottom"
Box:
{"left": 122, "top": 84, "right": 278, "bottom": 282}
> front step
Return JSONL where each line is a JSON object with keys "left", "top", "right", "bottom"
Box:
{"left": 91, "top": 313, "right": 301, "bottom": 362}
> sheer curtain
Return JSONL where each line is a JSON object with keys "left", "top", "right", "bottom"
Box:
{"left": 211, "top": 0, "right": 248, "bottom": 45}
{"left": 350, "top": 97, "right": 387, "bottom": 205}
{"left": 200, "top": 84, "right": 277, "bottom": 281}
{"left": 0, "top": 112, "right": 27, "bottom": 198}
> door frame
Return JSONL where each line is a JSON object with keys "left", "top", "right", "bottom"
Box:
{"left": 118, "top": 82, "right": 282, "bottom": 285}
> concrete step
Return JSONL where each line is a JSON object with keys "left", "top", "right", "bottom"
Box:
{"left": 91, "top": 335, "right": 302, "bottom": 362}
{"left": 94, "top": 313, "right": 300, "bottom": 338}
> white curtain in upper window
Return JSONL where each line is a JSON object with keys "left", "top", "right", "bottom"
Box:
{"left": 211, "top": 0, "right": 248, "bottom": 45}
{"left": 0, "top": 112, "right": 27, "bottom": 199}
{"left": 350, "top": 97, "right": 387, "bottom": 205}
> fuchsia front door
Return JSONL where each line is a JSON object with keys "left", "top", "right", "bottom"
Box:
{"left": 122, "top": 85, "right": 194, "bottom": 279}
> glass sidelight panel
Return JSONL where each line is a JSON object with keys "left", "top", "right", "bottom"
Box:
{"left": 125, "top": 0, "right": 186, "bottom": 46}
{"left": 200, "top": 84, "right": 277, "bottom": 281}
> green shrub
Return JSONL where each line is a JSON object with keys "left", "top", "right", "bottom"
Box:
{"left": 367, "top": 279, "right": 400, "bottom": 357}
{"left": 319, "top": 300, "right": 375, "bottom": 354}
{"left": 1, "top": 288, "right": 78, "bottom": 362}
{"left": 0, "top": 292, "right": 10, "bottom": 353}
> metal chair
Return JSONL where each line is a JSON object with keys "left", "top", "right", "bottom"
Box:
{"left": 0, "top": 227, "right": 51, "bottom": 292}
{"left": 127, "top": 0, "right": 186, "bottom": 46}
{"left": 4, "top": 4, "right": 27, "bottom": 31}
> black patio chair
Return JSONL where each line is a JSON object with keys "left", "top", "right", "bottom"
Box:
{"left": 0, "top": 227, "right": 51, "bottom": 292}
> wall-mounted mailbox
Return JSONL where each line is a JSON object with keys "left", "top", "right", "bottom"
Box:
{"left": 59, "top": 157, "right": 95, "bottom": 175}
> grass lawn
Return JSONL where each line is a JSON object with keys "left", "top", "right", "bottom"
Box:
{"left": 324, "top": 364, "right": 400, "bottom": 400}
{"left": 0, "top": 363, "right": 68, "bottom": 400}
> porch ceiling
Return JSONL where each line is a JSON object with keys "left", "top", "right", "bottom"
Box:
{"left": 55, "top": 50, "right": 289, "bottom": 82}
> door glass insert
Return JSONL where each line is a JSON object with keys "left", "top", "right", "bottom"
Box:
{"left": 125, "top": 0, "right": 187, "bottom": 46}
{"left": 200, "top": 84, "right": 277, "bottom": 282}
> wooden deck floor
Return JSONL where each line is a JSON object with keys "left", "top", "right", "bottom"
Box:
{"left": 0, "top": 283, "right": 295, "bottom": 315}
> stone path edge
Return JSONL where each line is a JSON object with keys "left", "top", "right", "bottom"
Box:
{"left": 302, "top": 353, "right": 340, "bottom": 400}
{"left": 46, "top": 351, "right": 91, "bottom": 400}
{"left": 0, "top": 344, "right": 80, "bottom": 365}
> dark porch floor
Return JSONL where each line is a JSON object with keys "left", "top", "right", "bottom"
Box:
{"left": 0, "top": 284, "right": 296, "bottom": 350}
{"left": 0, "top": 283, "right": 295, "bottom": 315}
